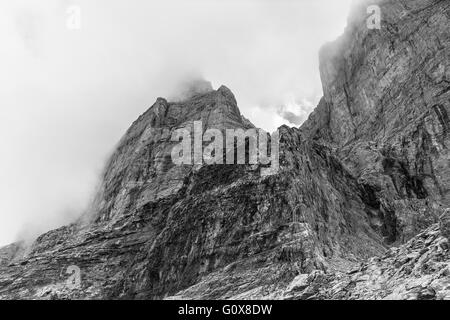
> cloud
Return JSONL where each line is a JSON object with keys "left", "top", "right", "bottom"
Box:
{"left": 278, "top": 110, "right": 304, "bottom": 126}
{"left": 276, "top": 95, "right": 317, "bottom": 126}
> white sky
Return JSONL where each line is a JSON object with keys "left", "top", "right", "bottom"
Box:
{"left": 0, "top": 0, "right": 353, "bottom": 246}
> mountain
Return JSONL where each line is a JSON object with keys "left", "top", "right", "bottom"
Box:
{"left": 0, "top": 0, "right": 448, "bottom": 300}
{"left": 302, "top": 0, "right": 449, "bottom": 245}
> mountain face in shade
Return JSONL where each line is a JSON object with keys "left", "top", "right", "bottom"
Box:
{"left": 301, "top": 0, "right": 449, "bottom": 245}
{"left": 0, "top": 0, "right": 448, "bottom": 299}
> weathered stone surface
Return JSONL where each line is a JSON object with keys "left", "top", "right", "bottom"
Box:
{"left": 0, "top": 0, "right": 448, "bottom": 300}
{"left": 301, "top": 0, "right": 450, "bottom": 244}
{"left": 0, "top": 88, "right": 386, "bottom": 299}
{"left": 440, "top": 209, "right": 450, "bottom": 240}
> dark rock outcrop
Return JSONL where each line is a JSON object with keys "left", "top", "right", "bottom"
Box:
{"left": 301, "top": 0, "right": 449, "bottom": 244}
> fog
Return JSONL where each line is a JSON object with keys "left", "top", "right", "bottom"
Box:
{"left": 0, "top": 0, "right": 353, "bottom": 246}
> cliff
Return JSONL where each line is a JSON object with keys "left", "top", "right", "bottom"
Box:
{"left": 0, "top": 0, "right": 448, "bottom": 300}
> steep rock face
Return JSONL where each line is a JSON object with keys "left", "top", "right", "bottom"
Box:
{"left": 117, "top": 125, "right": 387, "bottom": 299}
{"left": 0, "top": 86, "right": 260, "bottom": 299}
{"left": 301, "top": 0, "right": 450, "bottom": 244}
{"left": 0, "top": 87, "right": 385, "bottom": 299}
{"left": 0, "top": 0, "right": 449, "bottom": 300}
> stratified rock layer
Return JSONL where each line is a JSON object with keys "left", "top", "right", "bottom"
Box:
{"left": 302, "top": 0, "right": 450, "bottom": 244}
{"left": 0, "top": 0, "right": 448, "bottom": 300}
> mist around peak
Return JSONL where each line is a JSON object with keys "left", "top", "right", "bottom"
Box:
{"left": 167, "top": 77, "right": 214, "bottom": 102}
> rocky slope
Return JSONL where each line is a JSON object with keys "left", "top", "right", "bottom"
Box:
{"left": 0, "top": 0, "right": 448, "bottom": 299}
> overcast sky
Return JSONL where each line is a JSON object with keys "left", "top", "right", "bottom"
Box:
{"left": 0, "top": 0, "right": 353, "bottom": 246}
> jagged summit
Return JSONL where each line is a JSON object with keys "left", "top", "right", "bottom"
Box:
{"left": 302, "top": 0, "right": 449, "bottom": 245}
{"left": 217, "top": 84, "right": 233, "bottom": 95}
{"left": 142, "top": 84, "right": 249, "bottom": 133}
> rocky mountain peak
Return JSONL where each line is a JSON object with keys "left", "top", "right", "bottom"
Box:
{"left": 167, "top": 78, "right": 214, "bottom": 102}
